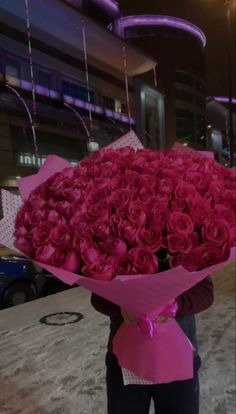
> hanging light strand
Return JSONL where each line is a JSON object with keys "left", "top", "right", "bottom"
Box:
{"left": 153, "top": 65, "right": 158, "bottom": 88}
{"left": 81, "top": 18, "right": 93, "bottom": 132}
{"left": 122, "top": 45, "right": 132, "bottom": 131}
{"left": 25, "top": 0, "right": 37, "bottom": 118}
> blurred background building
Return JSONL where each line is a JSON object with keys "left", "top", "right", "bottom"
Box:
{"left": 0, "top": 0, "right": 157, "bottom": 190}
{"left": 2, "top": 0, "right": 234, "bottom": 192}
{"left": 111, "top": 14, "right": 207, "bottom": 149}
{"left": 206, "top": 96, "right": 236, "bottom": 164}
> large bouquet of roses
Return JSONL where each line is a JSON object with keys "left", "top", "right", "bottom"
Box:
{"left": 0, "top": 132, "right": 235, "bottom": 384}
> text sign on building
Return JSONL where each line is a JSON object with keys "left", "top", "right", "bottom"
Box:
{"left": 17, "top": 153, "right": 77, "bottom": 167}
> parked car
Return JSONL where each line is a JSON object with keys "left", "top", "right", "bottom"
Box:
{"left": 0, "top": 255, "right": 71, "bottom": 309}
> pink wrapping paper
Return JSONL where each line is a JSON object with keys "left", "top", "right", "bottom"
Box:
{"left": 1, "top": 131, "right": 235, "bottom": 383}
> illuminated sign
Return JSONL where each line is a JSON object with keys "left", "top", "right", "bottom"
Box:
{"left": 17, "top": 153, "right": 78, "bottom": 167}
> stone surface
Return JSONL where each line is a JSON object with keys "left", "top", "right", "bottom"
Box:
{"left": 0, "top": 263, "right": 235, "bottom": 414}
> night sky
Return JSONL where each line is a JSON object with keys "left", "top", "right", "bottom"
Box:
{"left": 118, "top": 0, "right": 236, "bottom": 97}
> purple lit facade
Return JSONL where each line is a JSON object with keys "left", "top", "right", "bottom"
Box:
{"left": 207, "top": 96, "right": 236, "bottom": 105}
{"left": 91, "top": 0, "right": 119, "bottom": 14}
{"left": 114, "top": 15, "right": 206, "bottom": 47}
{"left": 112, "top": 14, "right": 207, "bottom": 148}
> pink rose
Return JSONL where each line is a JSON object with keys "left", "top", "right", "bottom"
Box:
{"left": 15, "top": 236, "right": 35, "bottom": 257}
{"left": 113, "top": 253, "right": 134, "bottom": 275}
{"left": 124, "top": 170, "right": 140, "bottom": 188}
{"left": 230, "top": 226, "right": 236, "bottom": 246}
{"left": 31, "top": 222, "right": 53, "bottom": 248}
{"left": 189, "top": 196, "right": 212, "bottom": 226}
{"left": 127, "top": 200, "right": 147, "bottom": 226}
{"left": 138, "top": 186, "right": 156, "bottom": 203}
{"left": 56, "top": 201, "right": 76, "bottom": 220}
{"left": 167, "top": 233, "right": 192, "bottom": 254}
{"left": 197, "top": 243, "right": 223, "bottom": 269}
{"left": 51, "top": 248, "right": 80, "bottom": 272}
{"left": 99, "top": 237, "right": 127, "bottom": 256}
{"left": 170, "top": 249, "right": 201, "bottom": 272}
{"left": 14, "top": 225, "right": 28, "bottom": 238}
{"left": 130, "top": 156, "right": 148, "bottom": 173}
{"left": 61, "top": 167, "right": 74, "bottom": 179}
{"left": 15, "top": 206, "right": 29, "bottom": 228}
{"left": 117, "top": 219, "right": 138, "bottom": 245}
{"left": 70, "top": 212, "right": 88, "bottom": 235}
{"left": 167, "top": 212, "right": 194, "bottom": 235}
{"left": 202, "top": 219, "right": 230, "bottom": 247}
{"left": 158, "top": 178, "right": 174, "bottom": 194}
{"left": 214, "top": 204, "right": 235, "bottom": 225}
{"left": 129, "top": 247, "right": 158, "bottom": 274}
{"left": 184, "top": 171, "right": 203, "bottom": 188}
{"left": 171, "top": 198, "right": 187, "bottom": 212}
{"left": 27, "top": 208, "right": 47, "bottom": 227}
{"left": 79, "top": 238, "right": 104, "bottom": 264}
{"left": 119, "top": 146, "right": 135, "bottom": 157}
{"left": 154, "top": 193, "right": 171, "bottom": 206}
{"left": 87, "top": 186, "right": 110, "bottom": 206}
{"left": 174, "top": 182, "right": 196, "bottom": 200}
{"left": 35, "top": 243, "right": 56, "bottom": 263}
{"left": 148, "top": 206, "right": 168, "bottom": 232}
{"left": 139, "top": 174, "right": 156, "bottom": 189}
{"left": 136, "top": 227, "right": 162, "bottom": 252}
{"left": 220, "top": 190, "right": 236, "bottom": 214}
{"left": 46, "top": 209, "right": 67, "bottom": 226}
{"left": 90, "top": 221, "right": 111, "bottom": 240}
{"left": 85, "top": 202, "right": 110, "bottom": 224}
{"left": 49, "top": 224, "right": 72, "bottom": 247}
{"left": 48, "top": 172, "right": 69, "bottom": 194}
{"left": 82, "top": 258, "right": 114, "bottom": 281}
{"left": 109, "top": 189, "right": 133, "bottom": 211}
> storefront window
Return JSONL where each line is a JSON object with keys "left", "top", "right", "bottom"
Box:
{"left": 102, "top": 96, "right": 115, "bottom": 110}
{"left": 62, "top": 80, "right": 94, "bottom": 102}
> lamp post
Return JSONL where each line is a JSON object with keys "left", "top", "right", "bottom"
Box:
{"left": 4, "top": 83, "right": 38, "bottom": 160}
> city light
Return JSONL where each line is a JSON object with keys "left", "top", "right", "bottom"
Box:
{"left": 115, "top": 15, "right": 206, "bottom": 47}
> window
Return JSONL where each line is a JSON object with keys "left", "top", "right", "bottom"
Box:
{"left": 5, "top": 58, "right": 21, "bottom": 79}
{"left": 62, "top": 80, "right": 94, "bottom": 102}
{"left": 176, "top": 108, "right": 194, "bottom": 139}
{"left": 102, "top": 96, "right": 115, "bottom": 110}
{"left": 175, "top": 71, "right": 193, "bottom": 87}
{"left": 176, "top": 108, "right": 194, "bottom": 120}
{"left": 115, "top": 99, "right": 122, "bottom": 113}
{"left": 196, "top": 79, "right": 205, "bottom": 94}
{"left": 196, "top": 97, "right": 205, "bottom": 109}
{"left": 121, "top": 103, "right": 128, "bottom": 114}
{"left": 34, "top": 68, "right": 52, "bottom": 89}
{"left": 176, "top": 90, "right": 193, "bottom": 103}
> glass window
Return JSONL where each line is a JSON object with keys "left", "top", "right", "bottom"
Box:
{"left": 115, "top": 99, "right": 122, "bottom": 113}
{"left": 5, "top": 58, "right": 21, "bottom": 78}
{"left": 196, "top": 79, "right": 205, "bottom": 94}
{"left": 102, "top": 96, "right": 115, "bottom": 110}
{"left": 196, "top": 97, "right": 205, "bottom": 108}
{"left": 121, "top": 103, "right": 128, "bottom": 114}
{"left": 176, "top": 90, "right": 193, "bottom": 103}
{"left": 175, "top": 71, "right": 193, "bottom": 87}
{"left": 62, "top": 80, "right": 94, "bottom": 102}
{"left": 34, "top": 68, "right": 52, "bottom": 89}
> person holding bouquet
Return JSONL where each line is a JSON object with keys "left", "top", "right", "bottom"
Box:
{"left": 91, "top": 276, "right": 213, "bottom": 414}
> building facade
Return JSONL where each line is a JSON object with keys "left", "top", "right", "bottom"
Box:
{"left": 111, "top": 15, "right": 207, "bottom": 149}
{"left": 0, "top": 1, "right": 209, "bottom": 191}
{"left": 206, "top": 96, "right": 236, "bottom": 164}
{"left": 0, "top": 0, "right": 156, "bottom": 190}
